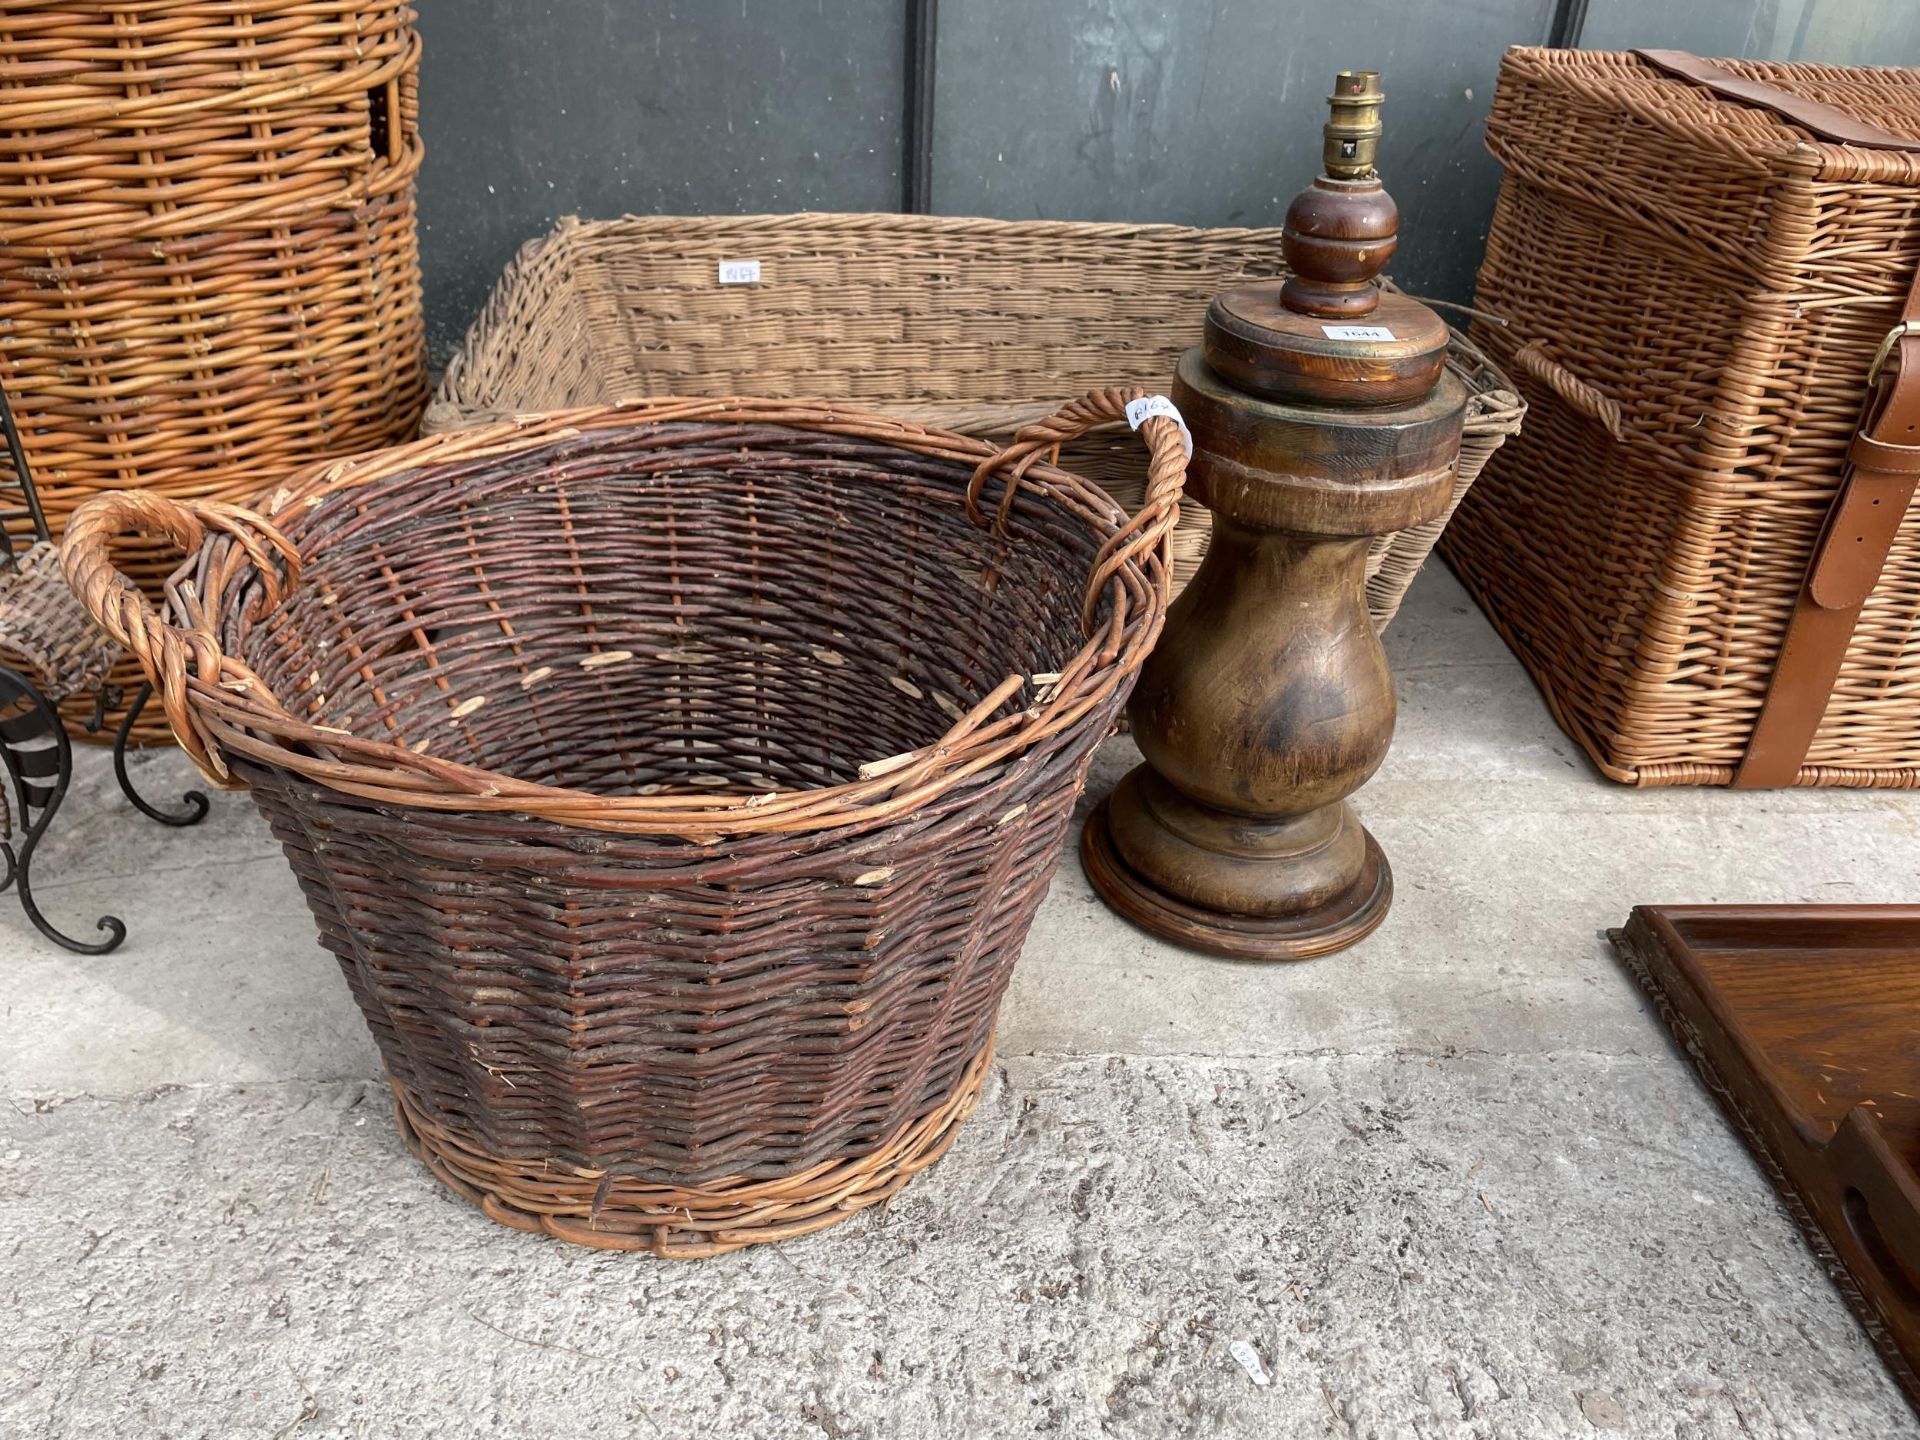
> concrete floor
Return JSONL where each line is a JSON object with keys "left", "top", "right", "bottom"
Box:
{"left": 3, "top": 563, "right": 1917, "bottom": 1438}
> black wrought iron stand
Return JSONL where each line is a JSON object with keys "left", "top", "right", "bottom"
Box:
{"left": 0, "top": 383, "right": 207, "bottom": 953}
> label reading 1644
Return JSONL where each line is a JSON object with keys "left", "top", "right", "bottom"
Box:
{"left": 1322, "top": 324, "right": 1395, "bottom": 341}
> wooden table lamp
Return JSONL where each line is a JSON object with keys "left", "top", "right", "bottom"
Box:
{"left": 1082, "top": 71, "right": 1469, "bottom": 960}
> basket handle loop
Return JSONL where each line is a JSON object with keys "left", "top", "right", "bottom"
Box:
{"left": 966, "top": 387, "right": 1190, "bottom": 634}
{"left": 61, "top": 491, "right": 302, "bottom": 783}
{"left": 1511, "top": 343, "right": 1625, "bottom": 443}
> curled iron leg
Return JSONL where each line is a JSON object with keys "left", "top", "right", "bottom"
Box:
{"left": 84, "top": 684, "right": 113, "bottom": 736}
{"left": 0, "top": 670, "right": 125, "bottom": 953}
{"left": 15, "top": 816, "right": 125, "bottom": 954}
{"left": 114, "top": 682, "right": 208, "bottom": 827}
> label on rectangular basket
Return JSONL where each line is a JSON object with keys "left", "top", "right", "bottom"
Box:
{"left": 1322, "top": 324, "right": 1395, "bottom": 341}
{"left": 717, "top": 259, "right": 762, "bottom": 285}
{"left": 1124, "top": 394, "right": 1194, "bottom": 458}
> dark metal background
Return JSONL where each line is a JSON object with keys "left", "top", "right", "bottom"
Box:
{"left": 928, "top": 0, "right": 1551, "bottom": 311}
{"left": 414, "top": 0, "right": 1920, "bottom": 367}
{"left": 414, "top": 0, "right": 908, "bottom": 362}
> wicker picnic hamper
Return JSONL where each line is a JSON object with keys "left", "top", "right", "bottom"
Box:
{"left": 0, "top": 1, "right": 428, "bottom": 742}
{"left": 1445, "top": 47, "right": 1920, "bottom": 787}
{"left": 63, "top": 390, "right": 1187, "bottom": 1255}
{"left": 425, "top": 213, "right": 1522, "bottom": 630}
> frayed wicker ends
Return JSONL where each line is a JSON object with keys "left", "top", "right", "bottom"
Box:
{"left": 63, "top": 393, "right": 1187, "bottom": 1253}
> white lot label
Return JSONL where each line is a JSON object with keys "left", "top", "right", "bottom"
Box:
{"left": 1123, "top": 393, "right": 1194, "bottom": 457}
{"left": 1228, "top": 1339, "right": 1273, "bottom": 1387}
{"left": 717, "top": 259, "right": 762, "bottom": 285}
{"left": 1322, "top": 324, "right": 1395, "bottom": 340}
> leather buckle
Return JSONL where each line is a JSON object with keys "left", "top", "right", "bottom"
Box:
{"left": 1868, "top": 321, "right": 1913, "bottom": 386}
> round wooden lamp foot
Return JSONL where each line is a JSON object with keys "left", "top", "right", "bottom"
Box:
{"left": 1080, "top": 797, "right": 1393, "bottom": 962}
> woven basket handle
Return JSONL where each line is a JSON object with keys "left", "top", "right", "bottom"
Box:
{"left": 1511, "top": 343, "right": 1625, "bottom": 443}
{"left": 965, "top": 387, "right": 1190, "bottom": 633}
{"left": 61, "top": 491, "right": 302, "bottom": 783}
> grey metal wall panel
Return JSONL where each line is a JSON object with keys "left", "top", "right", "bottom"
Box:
{"left": 928, "top": 1, "right": 1558, "bottom": 306}
{"left": 414, "top": 1, "right": 907, "bottom": 364}
{"left": 410, "top": 2, "right": 1918, "bottom": 374}
{"left": 1578, "top": 0, "right": 1920, "bottom": 65}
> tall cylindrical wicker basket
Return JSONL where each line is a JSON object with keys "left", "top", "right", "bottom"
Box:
{"left": 0, "top": 1, "right": 428, "bottom": 740}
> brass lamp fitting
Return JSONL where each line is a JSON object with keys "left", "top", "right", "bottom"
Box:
{"left": 1323, "top": 70, "right": 1384, "bottom": 178}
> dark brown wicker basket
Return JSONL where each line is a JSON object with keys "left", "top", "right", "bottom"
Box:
{"left": 64, "top": 392, "right": 1188, "bottom": 1255}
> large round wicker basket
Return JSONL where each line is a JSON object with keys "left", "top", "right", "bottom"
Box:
{"left": 64, "top": 392, "right": 1188, "bottom": 1255}
{"left": 0, "top": 1, "right": 428, "bottom": 740}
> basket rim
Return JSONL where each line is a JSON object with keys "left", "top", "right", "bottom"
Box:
{"left": 427, "top": 212, "right": 1524, "bottom": 440}
{"left": 431, "top": 208, "right": 1297, "bottom": 424}
{"left": 69, "top": 395, "right": 1184, "bottom": 838}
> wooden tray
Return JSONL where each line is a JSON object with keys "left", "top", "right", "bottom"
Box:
{"left": 1611, "top": 905, "right": 1920, "bottom": 1409}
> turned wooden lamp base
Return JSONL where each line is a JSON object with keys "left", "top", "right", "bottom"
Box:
{"left": 1074, "top": 349, "right": 1462, "bottom": 964}
{"left": 1080, "top": 791, "right": 1392, "bottom": 962}
{"left": 1075, "top": 67, "right": 1464, "bottom": 965}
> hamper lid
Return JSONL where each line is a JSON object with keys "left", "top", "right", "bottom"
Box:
{"left": 1490, "top": 47, "right": 1920, "bottom": 178}
{"left": 1634, "top": 48, "right": 1920, "bottom": 155}
{"left": 1484, "top": 47, "right": 1920, "bottom": 286}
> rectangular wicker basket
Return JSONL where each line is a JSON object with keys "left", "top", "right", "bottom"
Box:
{"left": 428, "top": 213, "right": 1522, "bottom": 631}
{"left": 1445, "top": 48, "right": 1920, "bottom": 787}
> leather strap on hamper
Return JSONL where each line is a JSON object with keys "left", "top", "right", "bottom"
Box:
{"left": 1630, "top": 51, "right": 1920, "bottom": 785}
{"left": 1734, "top": 271, "right": 1920, "bottom": 787}
{"left": 1633, "top": 50, "right": 1920, "bottom": 153}
{"left": 1743, "top": 293, "right": 1920, "bottom": 791}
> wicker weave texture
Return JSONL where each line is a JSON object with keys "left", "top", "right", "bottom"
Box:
{"left": 1445, "top": 47, "right": 1920, "bottom": 787}
{"left": 64, "top": 394, "right": 1188, "bottom": 1251}
{"left": 1371, "top": 352, "right": 1522, "bottom": 626}
{"left": 0, "top": 1, "right": 428, "bottom": 740}
{"left": 0, "top": 541, "right": 118, "bottom": 702}
{"left": 424, "top": 212, "right": 1522, "bottom": 629}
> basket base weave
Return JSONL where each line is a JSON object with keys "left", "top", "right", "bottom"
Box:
{"left": 392, "top": 1042, "right": 994, "bottom": 1257}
